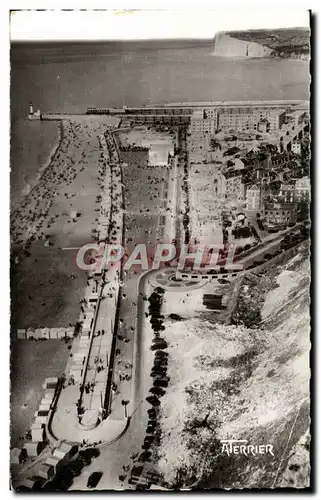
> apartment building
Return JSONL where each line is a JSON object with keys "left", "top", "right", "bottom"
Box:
{"left": 295, "top": 176, "right": 310, "bottom": 201}
{"left": 278, "top": 183, "right": 296, "bottom": 203}
{"left": 222, "top": 169, "right": 245, "bottom": 201}
{"left": 264, "top": 202, "right": 297, "bottom": 229}
{"left": 246, "top": 185, "right": 262, "bottom": 211}
{"left": 217, "top": 107, "right": 286, "bottom": 133}
{"left": 190, "top": 109, "right": 217, "bottom": 135}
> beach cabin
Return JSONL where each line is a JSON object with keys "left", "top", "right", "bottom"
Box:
{"left": 41, "top": 393, "right": 54, "bottom": 406}
{"left": 38, "top": 463, "right": 55, "bottom": 481}
{"left": 84, "top": 311, "right": 95, "bottom": 320}
{"left": 49, "top": 327, "right": 59, "bottom": 339}
{"left": 34, "top": 328, "right": 43, "bottom": 339}
{"left": 89, "top": 293, "right": 99, "bottom": 304}
{"left": 80, "top": 339, "right": 89, "bottom": 349}
{"left": 40, "top": 327, "right": 50, "bottom": 340}
{"left": 20, "top": 478, "right": 42, "bottom": 491}
{"left": 94, "top": 270, "right": 103, "bottom": 281}
{"left": 10, "top": 447, "right": 27, "bottom": 465}
{"left": 83, "top": 319, "right": 92, "bottom": 332}
{"left": 81, "top": 326, "right": 91, "bottom": 338}
{"left": 81, "top": 321, "right": 91, "bottom": 337}
{"left": 84, "top": 305, "right": 95, "bottom": 314}
{"left": 17, "top": 329, "right": 26, "bottom": 340}
{"left": 66, "top": 326, "right": 75, "bottom": 338}
{"left": 57, "top": 327, "right": 66, "bottom": 339}
{"left": 45, "top": 456, "right": 62, "bottom": 474}
{"left": 34, "top": 411, "right": 49, "bottom": 426}
{"left": 53, "top": 442, "right": 78, "bottom": 467}
{"left": 26, "top": 328, "right": 36, "bottom": 339}
{"left": 39, "top": 401, "right": 51, "bottom": 412}
{"left": 31, "top": 422, "right": 45, "bottom": 442}
{"left": 24, "top": 441, "right": 43, "bottom": 458}
{"left": 44, "top": 388, "right": 56, "bottom": 400}
{"left": 43, "top": 377, "right": 58, "bottom": 390}
{"left": 57, "top": 442, "right": 78, "bottom": 459}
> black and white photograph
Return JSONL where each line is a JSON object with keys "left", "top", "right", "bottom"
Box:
{"left": 9, "top": 8, "right": 311, "bottom": 491}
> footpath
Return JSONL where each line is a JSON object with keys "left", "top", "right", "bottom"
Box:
{"left": 49, "top": 130, "right": 126, "bottom": 445}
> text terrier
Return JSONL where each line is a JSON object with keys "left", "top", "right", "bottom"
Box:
{"left": 221, "top": 440, "right": 274, "bottom": 457}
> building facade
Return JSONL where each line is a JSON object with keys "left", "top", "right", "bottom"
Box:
{"left": 295, "top": 176, "right": 310, "bottom": 201}
{"left": 291, "top": 141, "right": 302, "bottom": 155}
{"left": 217, "top": 107, "right": 286, "bottom": 133}
{"left": 223, "top": 171, "right": 245, "bottom": 201}
{"left": 279, "top": 183, "right": 296, "bottom": 203}
{"left": 264, "top": 202, "right": 297, "bottom": 229}
{"left": 246, "top": 185, "right": 262, "bottom": 211}
{"left": 190, "top": 109, "right": 217, "bottom": 135}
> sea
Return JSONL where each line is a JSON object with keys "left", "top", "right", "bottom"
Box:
{"left": 10, "top": 40, "right": 310, "bottom": 209}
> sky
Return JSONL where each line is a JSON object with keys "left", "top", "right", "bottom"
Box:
{"left": 9, "top": 9, "right": 310, "bottom": 41}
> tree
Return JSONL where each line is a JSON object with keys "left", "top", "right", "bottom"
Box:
{"left": 297, "top": 200, "right": 310, "bottom": 222}
{"left": 121, "top": 399, "right": 130, "bottom": 418}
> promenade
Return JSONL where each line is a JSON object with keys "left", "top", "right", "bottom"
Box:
{"left": 50, "top": 129, "right": 126, "bottom": 443}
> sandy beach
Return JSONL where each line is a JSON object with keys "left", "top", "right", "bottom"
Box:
{"left": 10, "top": 116, "right": 118, "bottom": 446}
{"left": 11, "top": 117, "right": 115, "bottom": 331}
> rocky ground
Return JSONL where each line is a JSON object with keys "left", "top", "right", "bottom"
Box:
{"left": 154, "top": 242, "right": 310, "bottom": 489}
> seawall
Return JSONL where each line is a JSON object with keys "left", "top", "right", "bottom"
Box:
{"left": 213, "top": 32, "right": 272, "bottom": 58}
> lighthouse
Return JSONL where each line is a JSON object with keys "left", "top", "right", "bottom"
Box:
{"left": 28, "top": 102, "right": 41, "bottom": 121}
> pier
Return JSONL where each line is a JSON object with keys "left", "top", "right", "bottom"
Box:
{"left": 35, "top": 99, "right": 309, "bottom": 122}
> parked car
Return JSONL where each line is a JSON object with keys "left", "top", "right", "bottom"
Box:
{"left": 154, "top": 351, "right": 168, "bottom": 359}
{"left": 150, "top": 340, "right": 168, "bottom": 351}
{"left": 155, "top": 350, "right": 168, "bottom": 358}
{"left": 146, "top": 395, "right": 161, "bottom": 406}
{"left": 150, "top": 387, "right": 166, "bottom": 397}
{"left": 87, "top": 472, "right": 103, "bottom": 489}
{"left": 68, "top": 461, "right": 83, "bottom": 477}
{"left": 138, "top": 451, "right": 152, "bottom": 462}
{"left": 79, "top": 448, "right": 100, "bottom": 460}
{"left": 129, "top": 465, "right": 144, "bottom": 484}
{"left": 151, "top": 367, "right": 167, "bottom": 375}
{"left": 153, "top": 358, "right": 168, "bottom": 366}
{"left": 79, "top": 455, "right": 91, "bottom": 466}
{"left": 154, "top": 378, "right": 169, "bottom": 388}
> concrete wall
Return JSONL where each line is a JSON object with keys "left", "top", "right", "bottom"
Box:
{"left": 213, "top": 33, "right": 272, "bottom": 58}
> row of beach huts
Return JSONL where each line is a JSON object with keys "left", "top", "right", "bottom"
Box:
{"left": 16, "top": 326, "right": 75, "bottom": 340}
{"left": 11, "top": 376, "right": 78, "bottom": 490}
{"left": 13, "top": 440, "right": 79, "bottom": 491}
{"left": 11, "top": 377, "right": 59, "bottom": 465}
